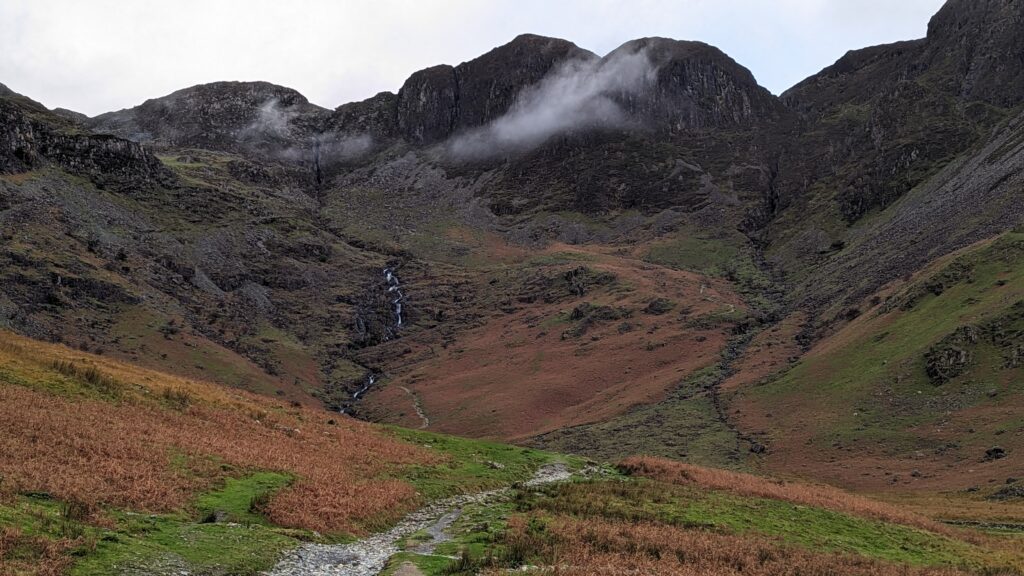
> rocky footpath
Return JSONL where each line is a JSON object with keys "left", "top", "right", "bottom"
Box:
{"left": 265, "top": 463, "right": 574, "bottom": 576}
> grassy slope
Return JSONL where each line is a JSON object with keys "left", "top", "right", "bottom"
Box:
{"left": 734, "top": 230, "right": 1024, "bottom": 495}
{"left": 2, "top": 331, "right": 1020, "bottom": 575}
{"left": 384, "top": 463, "right": 1022, "bottom": 576}
{"left": 0, "top": 331, "right": 562, "bottom": 575}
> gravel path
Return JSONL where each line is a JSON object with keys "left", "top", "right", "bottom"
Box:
{"left": 265, "top": 463, "right": 572, "bottom": 576}
{"left": 399, "top": 386, "right": 429, "bottom": 430}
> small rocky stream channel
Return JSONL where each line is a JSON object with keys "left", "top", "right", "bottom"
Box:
{"left": 265, "top": 463, "right": 573, "bottom": 576}
{"left": 343, "top": 267, "right": 406, "bottom": 415}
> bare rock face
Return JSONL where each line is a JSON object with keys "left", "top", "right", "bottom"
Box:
{"left": 0, "top": 92, "right": 172, "bottom": 190}
{"left": 396, "top": 65, "right": 460, "bottom": 144}
{"left": 778, "top": 0, "right": 1024, "bottom": 224}
{"left": 922, "top": 0, "right": 1024, "bottom": 107}
{"left": 451, "top": 34, "right": 596, "bottom": 131}
{"left": 88, "top": 81, "right": 330, "bottom": 159}
{"left": 328, "top": 91, "right": 399, "bottom": 139}
{"left": 611, "top": 37, "right": 784, "bottom": 131}
{"left": 393, "top": 35, "right": 596, "bottom": 144}
{"left": 387, "top": 34, "right": 781, "bottom": 145}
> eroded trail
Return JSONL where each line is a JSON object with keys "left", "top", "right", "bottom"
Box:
{"left": 266, "top": 463, "right": 572, "bottom": 576}
{"left": 399, "top": 386, "right": 429, "bottom": 429}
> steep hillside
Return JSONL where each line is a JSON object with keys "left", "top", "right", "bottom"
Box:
{"left": 768, "top": 0, "right": 1024, "bottom": 325}
{"left": 731, "top": 230, "right": 1024, "bottom": 504}
{"left": 0, "top": 330, "right": 565, "bottom": 574}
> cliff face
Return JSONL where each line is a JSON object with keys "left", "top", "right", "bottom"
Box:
{"left": 88, "top": 81, "right": 330, "bottom": 159}
{"left": 346, "top": 34, "right": 782, "bottom": 146}
{"left": 0, "top": 93, "right": 172, "bottom": 191}
{"left": 759, "top": 0, "right": 1024, "bottom": 327}
{"left": 777, "top": 0, "right": 1023, "bottom": 224}
{"left": 922, "top": 0, "right": 1024, "bottom": 106}
{"left": 392, "top": 35, "right": 596, "bottom": 144}
{"left": 395, "top": 64, "right": 460, "bottom": 144}
{"left": 612, "top": 38, "right": 784, "bottom": 131}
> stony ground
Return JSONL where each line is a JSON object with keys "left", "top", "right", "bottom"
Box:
{"left": 265, "top": 463, "right": 572, "bottom": 576}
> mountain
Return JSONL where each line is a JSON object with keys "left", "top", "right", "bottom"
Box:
{"left": 4, "top": 0, "right": 1024, "bottom": 573}
{"left": 1, "top": 0, "right": 1023, "bottom": 530}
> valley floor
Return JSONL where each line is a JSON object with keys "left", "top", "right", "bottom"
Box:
{"left": 2, "top": 331, "right": 1023, "bottom": 575}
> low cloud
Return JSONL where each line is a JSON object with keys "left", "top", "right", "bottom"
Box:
{"left": 448, "top": 48, "right": 656, "bottom": 159}
{"left": 316, "top": 132, "right": 374, "bottom": 163}
{"left": 241, "top": 99, "right": 296, "bottom": 139}
{"left": 242, "top": 99, "right": 373, "bottom": 163}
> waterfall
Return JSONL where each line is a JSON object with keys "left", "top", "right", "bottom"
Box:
{"left": 339, "top": 373, "right": 376, "bottom": 415}
{"left": 341, "top": 268, "right": 406, "bottom": 414}
{"left": 353, "top": 374, "right": 375, "bottom": 400}
{"left": 384, "top": 267, "right": 404, "bottom": 329}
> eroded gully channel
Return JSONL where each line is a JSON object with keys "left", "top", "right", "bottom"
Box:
{"left": 265, "top": 463, "right": 573, "bottom": 576}
{"left": 343, "top": 267, "right": 405, "bottom": 415}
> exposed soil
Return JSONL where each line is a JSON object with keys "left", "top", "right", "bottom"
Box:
{"left": 364, "top": 243, "right": 744, "bottom": 441}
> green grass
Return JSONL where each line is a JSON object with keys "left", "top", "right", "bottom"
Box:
{"left": 70, "top": 470, "right": 307, "bottom": 575}
{"left": 194, "top": 471, "right": 292, "bottom": 525}
{"left": 383, "top": 473, "right": 1014, "bottom": 575}
{"left": 381, "top": 551, "right": 454, "bottom": 575}
{"left": 518, "top": 479, "right": 998, "bottom": 569}
{"left": 644, "top": 233, "right": 777, "bottom": 315}
{"left": 72, "top": 513, "right": 300, "bottom": 576}
{"left": 644, "top": 235, "right": 740, "bottom": 272}
{"left": 749, "top": 231, "right": 1024, "bottom": 451}
{"left": 530, "top": 365, "right": 744, "bottom": 469}
{"left": 385, "top": 427, "right": 578, "bottom": 500}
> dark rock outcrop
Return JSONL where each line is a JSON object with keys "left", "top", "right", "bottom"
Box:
{"left": 924, "top": 326, "right": 978, "bottom": 385}
{"left": 778, "top": 0, "right": 1024, "bottom": 224}
{"left": 0, "top": 92, "right": 172, "bottom": 190}
{"left": 611, "top": 37, "right": 784, "bottom": 131}
{"left": 88, "top": 81, "right": 330, "bottom": 159}
{"left": 396, "top": 65, "right": 460, "bottom": 144}
{"left": 393, "top": 35, "right": 596, "bottom": 144}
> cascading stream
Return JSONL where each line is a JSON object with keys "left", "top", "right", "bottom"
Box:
{"left": 383, "top": 267, "right": 404, "bottom": 330}
{"left": 352, "top": 374, "right": 375, "bottom": 401}
{"left": 342, "top": 268, "right": 406, "bottom": 415}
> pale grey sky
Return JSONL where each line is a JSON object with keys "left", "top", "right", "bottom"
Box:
{"left": 0, "top": 0, "right": 946, "bottom": 117}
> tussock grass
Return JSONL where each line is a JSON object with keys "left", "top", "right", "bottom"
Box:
{"left": 49, "top": 359, "right": 123, "bottom": 397}
{"left": 0, "top": 526, "right": 77, "bottom": 576}
{"left": 619, "top": 457, "right": 960, "bottom": 539}
{"left": 0, "top": 331, "right": 441, "bottom": 538}
{"left": 481, "top": 515, "right": 975, "bottom": 576}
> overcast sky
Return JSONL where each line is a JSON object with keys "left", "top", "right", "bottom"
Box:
{"left": 1, "top": 0, "right": 945, "bottom": 117}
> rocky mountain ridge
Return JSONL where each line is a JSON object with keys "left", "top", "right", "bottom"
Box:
{"left": 1, "top": 0, "right": 1022, "bottom": 462}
